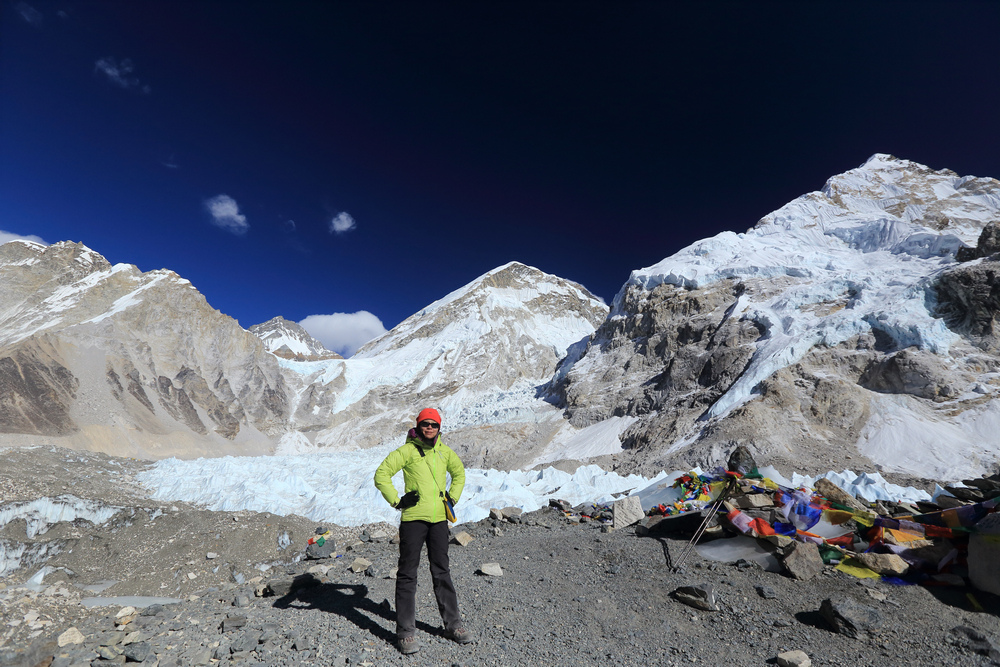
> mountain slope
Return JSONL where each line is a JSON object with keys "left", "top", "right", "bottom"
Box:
{"left": 277, "top": 261, "right": 609, "bottom": 466}
{"left": 0, "top": 240, "right": 287, "bottom": 458}
{"left": 551, "top": 154, "right": 1000, "bottom": 480}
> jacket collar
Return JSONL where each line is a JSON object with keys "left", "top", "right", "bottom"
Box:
{"left": 407, "top": 428, "right": 439, "bottom": 449}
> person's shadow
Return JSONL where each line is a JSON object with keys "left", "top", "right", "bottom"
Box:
{"left": 271, "top": 574, "right": 445, "bottom": 643}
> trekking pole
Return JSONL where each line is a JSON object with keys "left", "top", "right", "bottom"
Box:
{"left": 671, "top": 475, "right": 738, "bottom": 572}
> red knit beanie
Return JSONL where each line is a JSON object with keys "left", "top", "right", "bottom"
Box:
{"left": 416, "top": 408, "right": 442, "bottom": 425}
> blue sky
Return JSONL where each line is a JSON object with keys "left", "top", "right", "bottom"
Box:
{"left": 3, "top": 2, "right": 999, "bottom": 356}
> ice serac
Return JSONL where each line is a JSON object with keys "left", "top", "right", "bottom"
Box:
{"left": 278, "top": 261, "right": 609, "bottom": 468}
{"left": 248, "top": 316, "right": 342, "bottom": 361}
{"left": 553, "top": 154, "right": 1000, "bottom": 481}
{"left": 0, "top": 240, "right": 287, "bottom": 458}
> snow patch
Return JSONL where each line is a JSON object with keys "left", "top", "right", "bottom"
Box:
{"left": 529, "top": 416, "right": 637, "bottom": 467}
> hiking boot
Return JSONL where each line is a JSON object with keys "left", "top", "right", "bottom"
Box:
{"left": 445, "top": 626, "right": 475, "bottom": 644}
{"left": 398, "top": 635, "right": 420, "bottom": 654}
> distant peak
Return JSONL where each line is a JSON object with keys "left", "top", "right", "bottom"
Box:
{"left": 248, "top": 316, "right": 341, "bottom": 360}
{"left": 258, "top": 315, "right": 296, "bottom": 327}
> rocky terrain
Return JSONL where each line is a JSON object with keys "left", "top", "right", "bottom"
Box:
{"left": 2, "top": 446, "right": 999, "bottom": 667}
{"left": 3, "top": 156, "right": 1000, "bottom": 666}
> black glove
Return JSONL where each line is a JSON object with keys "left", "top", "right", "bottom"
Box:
{"left": 396, "top": 490, "right": 419, "bottom": 510}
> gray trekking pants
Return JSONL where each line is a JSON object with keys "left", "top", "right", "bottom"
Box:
{"left": 395, "top": 520, "right": 461, "bottom": 637}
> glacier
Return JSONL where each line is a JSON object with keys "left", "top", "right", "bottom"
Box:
{"left": 135, "top": 449, "right": 933, "bottom": 528}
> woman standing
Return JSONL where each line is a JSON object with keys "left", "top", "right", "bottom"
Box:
{"left": 373, "top": 408, "right": 475, "bottom": 655}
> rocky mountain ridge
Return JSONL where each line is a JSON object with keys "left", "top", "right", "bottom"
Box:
{"left": 273, "top": 261, "right": 609, "bottom": 468}
{"left": 551, "top": 154, "right": 1000, "bottom": 480}
{"left": 2, "top": 155, "right": 1000, "bottom": 484}
{"left": 0, "top": 240, "right": 287, "bottom": 459}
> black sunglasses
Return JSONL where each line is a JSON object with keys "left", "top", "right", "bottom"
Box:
{"left": 418, "top": 421, "right": 440, "bottom": 429}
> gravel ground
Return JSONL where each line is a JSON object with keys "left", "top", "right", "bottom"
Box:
{"left": 2, "top": 446, "right": 999, "bottom": 667}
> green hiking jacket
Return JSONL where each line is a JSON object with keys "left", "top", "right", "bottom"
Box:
{"left": 373, "top": 432, "right": 466, "bottom": 523}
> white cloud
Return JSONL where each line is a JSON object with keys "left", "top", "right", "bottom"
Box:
{"left": 16, "top": 2, "right": 42, "bottom": 25}
{"left": 299, "top": 311, "right": 387, "bottom": 357}
{"left": 204, "top": 194, "right": 249, "bottom": 235}
{"left": 0, "top": 229, "right": 48, "bottom": 246}
{"left": 94, "top": 57, "right": 150, "bottom": 93}
{"left": 329, "top": 212, "right": 356, "bottom": 234}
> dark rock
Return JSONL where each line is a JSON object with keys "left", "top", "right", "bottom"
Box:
{"left": 727, "top": 445, "right": 757, "bottom": 475}
{"left": 97, "top": 646, "right": 122, "bottom": 659}
{"left": 935, "top": 494, "right": 968, "bottom": 509}
{"left": 92, "top": 657, "right": 126, "bottom": 666}
{"left": 756, "top": 585, "right": 778, "bottom": 599}
{"left": 916, "top": 500, "right": 942, "bottom": 513}
{"left": 231, "top": 630, "right": 262, "bottom": 652}
{"left": 819, "top": 597, "right": 883, "bottom": 639}
{"left": 979, "top": 222, "right": 1000, "bottom": 257}
{"left": 935, "top": 259, "right": 1000, "bottom": 350}
{"left": 306, "top": 538, "right": 336, "bottom": 559}
{"left": 267, "top": 572, "right": 322, "bottom": 597}
{"left": 364, "top": 564, "right": 379, "bottom": 577}
{"left": 964, "top": 477, "right": 1000, "bottom": 494}
{"left": 945, "top": 486, "right": 985, "bottom": 502}
{"left": 672, "top": 584, "right": 719, "bottom": 611}
{"left": 139, "top": 604, "right": 171, "bottom": 617}
{"left": 859, "top": 348, "right": 958, "bottom": 400}
{"left": 122, "top": 641, "right": 152, "bottom": 662}
{"left": 221, "top": 616, "right": 247, "bottom": 632}
{"left": 956, "top": 245, "right": 978, "bottom": 262}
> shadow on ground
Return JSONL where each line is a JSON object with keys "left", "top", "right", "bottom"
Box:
{"left": 924, "top": 584, "right": 1000, "bottom": 618}
{"left": 271, "top": 575, "right": 445, "bottom": 643}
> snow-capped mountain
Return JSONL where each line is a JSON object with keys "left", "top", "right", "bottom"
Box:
{"left": 4, "top": 155, "right": 1000, "bottom": 485}
{"left": 275, "top": 262, "right": 609, "bottom": 468}
{"left": 248, "top": 316, "right": 342, "bottom": 361}
{"left": 0, "top": 240, "right": 287, "bottom": 458}
{"left": 552, "top": 154, "right": 1000, "bottom": 481}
